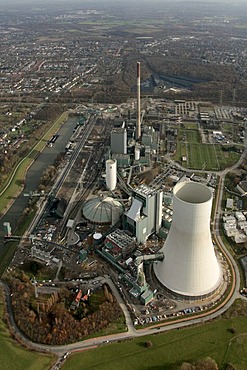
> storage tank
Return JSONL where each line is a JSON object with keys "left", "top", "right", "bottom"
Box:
{"left": 135, "top": 146, "right": 140, "bottom": 161}
{"left": 154, "top": 181, "right": 222, "bottom": 299}
{"left": 106, "top": 159, "right": 117, "bottom": 191}
{"left": 93, "top": 232, "right": 103, "bottom": 244}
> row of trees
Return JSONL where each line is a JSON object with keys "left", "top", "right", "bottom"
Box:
{"left": 181, "top": 357, "right": 237, "bottom": 370}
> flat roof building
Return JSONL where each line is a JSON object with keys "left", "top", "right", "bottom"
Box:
{"left": 111, "top": 127, "right": 127, "bottom": 155}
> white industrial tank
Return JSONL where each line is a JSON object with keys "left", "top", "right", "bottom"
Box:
{"left": 106, "top": 159, "right": 117, "bottom": 191}
{"left": 93, "top": 232, "right": 103, "bottom": 242}
{"left": 135, "top": 146, "right": 140, "bottom": 161}
{"left": 154, "top": 181, "right": 222, "bottom": 298}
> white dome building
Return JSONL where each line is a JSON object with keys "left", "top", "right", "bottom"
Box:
{"left": 154, "top": 181, "right": 222, "bottom": 299}
{"left": 82, "top": 197, "right": 123, "bottom": 226}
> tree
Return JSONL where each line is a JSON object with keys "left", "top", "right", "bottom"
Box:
{"left": 225, "top": 364, "right": 237, "bottom": 370}
{"left": 145, "top": 340, "right": 153, "bottom": 348}
{"left": 181, "top": 357, "right": 218, "bottom": 370}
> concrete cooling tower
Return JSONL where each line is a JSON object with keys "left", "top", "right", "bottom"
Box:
{"left": 154, "top": 181, "right": 222, "bottom": 299}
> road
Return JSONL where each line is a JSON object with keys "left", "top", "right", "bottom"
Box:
{"left": 0, "top": 162, "right": 245, "bottom": 361}
{"left": 0, "top": 120, "right": 246, "bottom": 364}
{"left": 0, "top": 212, "right": 243, "bottom": 360}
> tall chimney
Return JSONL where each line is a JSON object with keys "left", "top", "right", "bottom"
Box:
{"left": 136, "top": 62, "right": 141, "bottom": 140}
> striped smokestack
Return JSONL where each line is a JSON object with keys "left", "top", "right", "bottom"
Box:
{"left": 136, "top": 62, "right": 141, "bottom": 140}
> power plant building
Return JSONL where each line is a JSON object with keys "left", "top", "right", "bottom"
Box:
{"left": 111, "top": 127, "right": 127, "bottom": 154}
{"left": 154, "top": 181, "right": 222, "bottom": 299}
{"left": 142, "top": 126, "right": 159, "bottom": 151}
{"left": 111, "top": 153, "right": 131, "bottom": 168}
{"left": 125, "top": 185, "right": 163, "bottom": 244}
{"left": 82, "top": 196, "right": 123, "bottom": 226}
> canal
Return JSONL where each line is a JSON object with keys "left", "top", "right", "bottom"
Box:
{"left": 0, "top": 115, "right": 78, "bottom": 256}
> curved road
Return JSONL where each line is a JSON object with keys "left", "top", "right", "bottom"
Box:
{"left": 0, "top": 131, "right": 246, "bottom": 363}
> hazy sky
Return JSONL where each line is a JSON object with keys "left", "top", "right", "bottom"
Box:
{"left": 0, "top": 0, "right": 246, "bottom": 3}
{"left": 0, "top": 0, "right": 246, "bottom": 9}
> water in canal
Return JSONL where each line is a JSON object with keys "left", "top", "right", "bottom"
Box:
{"left": 0, "top": 116, "right": 78, "bottom": 255}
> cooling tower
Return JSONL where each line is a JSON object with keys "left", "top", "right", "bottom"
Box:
{"left": 154, "top": 181, "right": 222, "bottom": 299}
{"left": 106, "top": 159, "right": 117, "bottom": 191}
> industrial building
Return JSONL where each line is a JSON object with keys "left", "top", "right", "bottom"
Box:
{"left": 79, "top": 249, "right": 88, "bottom": 262}
{"left": 109, "top": 124, "right": 159, "bottom": 169}
{"left": 125, "top": 184, "right": 163, "bottom": 244}
{"left": 110, "top": 126, "right": 127, "bottom": 154}
{"left": 101, "top": 229, "right": 136, "bottom": 264}
{"left": 142, "top": 126, "right": 159, "bottom": 151}
{"left": 31, "top": 245, "right": 60, "bottom": 265}
{"left": 107, "top": 62, "right": 160, "bottom": 171}
{"left": 154, "top": 181, "right": 222, "bottom": 299}
{"left": 111, "top": 153, "right": 131, "bottom": 168}
{"left": 82, "top": 196, "right": 124, "bottom": 226}
{"left": 99, "top": 228, "right": 158, "bottom": 305}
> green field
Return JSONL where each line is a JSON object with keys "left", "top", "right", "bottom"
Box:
{"left": 182, "top": 122, "right": 198, "bottom": 130}
{"left": 177, "top": 128, "right": 201, "bottom": 144}
{"left": 174, "top": 129, "right": 241, "bottom": 171}
{"left": 0, "top": 290, "right": 55, "bottom": 370}
{"left": 62, "top": 316, "right": 247, "bottom": 370}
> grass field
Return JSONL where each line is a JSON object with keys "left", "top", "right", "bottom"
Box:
{"left": 0, "top": 290, "right": 55, "bottom": 370}
{"left": 183, "top": 122, "right": 198, "bottom": 130}
{"left": 62, "top": 316, "right": 247, "bottom": 370}
{"left": 174, "top": 129, "right": 241, "bottom": 170}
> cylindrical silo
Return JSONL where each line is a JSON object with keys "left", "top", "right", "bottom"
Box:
{"left": 135, "top": 146, "right": 140, "bottom": 161}
{"left": 154, "top": 181, "right": 222, "bottom": 299}
{"left": 93, "top": 232, "right": 103, "bottom": 244}
{"left": 106, "top": 159, "right": 117, "bottom": 191}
